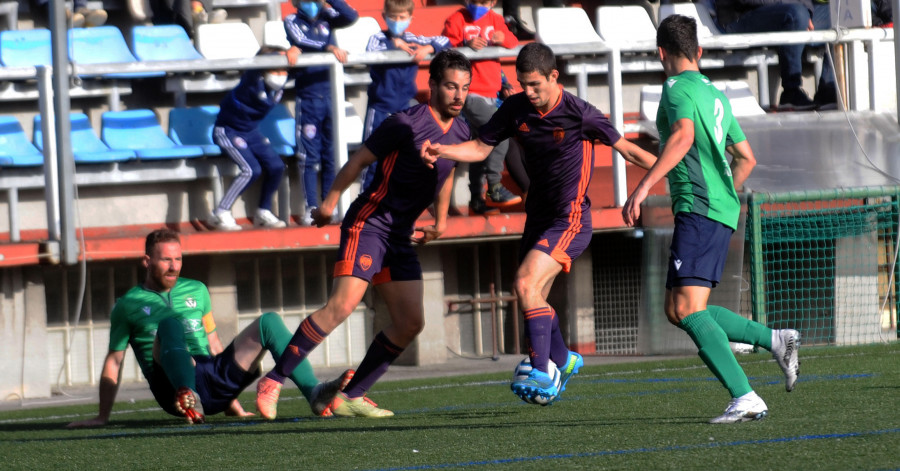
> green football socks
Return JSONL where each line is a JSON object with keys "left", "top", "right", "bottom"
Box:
{"left": 157, "top": 317, "right": 197, "bottom": 392}
{"left": 679, "top": 310, "right": 753, "bottom": 398}
{"left": 708, "top": 305, "right": 772, "bottom": 350}
{"left": 258, "top": 312, "right": 319, "bottom": 400}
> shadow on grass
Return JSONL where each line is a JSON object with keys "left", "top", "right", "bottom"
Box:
{"left": 0, "top": 411, "right": 714, "bottom": 444}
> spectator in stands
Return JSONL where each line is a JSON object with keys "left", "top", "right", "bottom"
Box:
{"left": 207, "top": 49, "right": 291, "bottom": 231}
{"left": 30, "top": 0, "right": 107, "bottom": 28}
{"left": 623, "top": 14, "right": 800, "bottom": 423}
{"left": 150, "top": 0, "right": 227, "bottom": 38}
{"left": 443, "top": 0, "right": 522, "bottom": 215}
{"left": 284, "top": 0, "right": 359, "bottom": 225}
{"left": 714, "top": 0, "right": 837, "bottom": 110}
{"left": 66, "top": 229, "right": 353, "bottom": 427}
{"left": 358, "top": 0, "right": 452, "bottom": 192}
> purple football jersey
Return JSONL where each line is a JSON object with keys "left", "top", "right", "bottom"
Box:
{"left": 478, "top": 88, "right": 621, "bottom": 223}
{"left": 344, "top": 103, "right": 468, "bottom": 236}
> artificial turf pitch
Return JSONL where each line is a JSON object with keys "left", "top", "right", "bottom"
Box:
{"left": 2, "top": 343, "right": 898, "bottom": 470}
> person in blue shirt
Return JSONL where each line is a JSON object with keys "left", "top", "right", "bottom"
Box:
{"left": 284, "top": 0, "right": 359, "bottom": 225}
{"left": 358, "top": 0, "right": 451, "bottom": 192}
{"left": 207, "top": 49, "right": 289, "bottom": 231}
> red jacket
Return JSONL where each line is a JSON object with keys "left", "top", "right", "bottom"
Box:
{"left": 442, "top": 8, "right": 518, "bottom": 97}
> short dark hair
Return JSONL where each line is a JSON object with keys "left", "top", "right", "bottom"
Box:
{"left": 145, "top": 229, "right": 180, "bottom": 256}
{"left": 429, "top": 49, "right": 471, "bottom": 84}
{"left": 516, "top": 42, "right": 556, "bottom": 77}
{"left": 657, "top": 14, "right": 699, "bottom": 61}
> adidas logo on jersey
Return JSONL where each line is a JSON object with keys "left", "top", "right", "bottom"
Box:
{"left": 538, "top": 239, "right": 550, "bottom": 247}
{"left": 518, "top": 122, "right": 530, "bottom": 133}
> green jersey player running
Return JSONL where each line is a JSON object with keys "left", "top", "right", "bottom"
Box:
{"left": 623, "top": 14, "right": 800, "bottom": 424}
{"left": 67, "top": 229, "right": 351, "bottom": 427}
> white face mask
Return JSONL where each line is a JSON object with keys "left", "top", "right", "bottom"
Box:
{"left": 264, "top": 72, "right": 287, "bottom": 90}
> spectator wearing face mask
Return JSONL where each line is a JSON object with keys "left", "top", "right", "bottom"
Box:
{"left": 283, "top": 0, "right": 359, "bottom": 225}
{"left": 207, "top": 49, "right": 291, "bottom": 231}
{"left": 443, "top": 0, "right": 523, "bottom": 215}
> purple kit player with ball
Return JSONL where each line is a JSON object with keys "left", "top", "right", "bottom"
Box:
{"left": 422, "top": 43, "right": 657, "bottom": 405}
{"left": 255, "top": 49, "right": 473, "bottom": 418}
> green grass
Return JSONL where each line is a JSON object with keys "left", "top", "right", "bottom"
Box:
{"left": 3, "top": 343, "right": 900, "bottom": 470}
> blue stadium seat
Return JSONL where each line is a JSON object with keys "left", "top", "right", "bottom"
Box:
{"left": 168, "top": 106, "right": 221, "bottom": 156}
{"left": 0, "top": 116, "right": 42, "bottom": 166}
{"left": 101, "top": 109, "right": 205, "bottom": 160}
{"left": 258, "top": 103, "right": 296, "bottom": 156}
{"left": 34, "top": 114, "right": 136, "bottom": 164}
{"left": 131, "top": 25, "right": 203, "bottom": 62}
{"left": 0, "top": 28, "right": 51, "bottom": 67}
{"left": 69, "top": 26, "right": 165, "bottom": 78}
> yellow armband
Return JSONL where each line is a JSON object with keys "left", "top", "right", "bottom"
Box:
{"left": 202, "top": 312, "right": 217, "bottom": 334}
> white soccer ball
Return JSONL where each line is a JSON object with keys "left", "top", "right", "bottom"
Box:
{"left": 512, "top": 356, "right": 561, "bottom": 405}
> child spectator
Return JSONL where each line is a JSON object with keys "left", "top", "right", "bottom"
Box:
{"left": 207, "top": 50, "right": 289, "bottom": 231}
{"left": 284, "top": 0, "right": 359, "bottom": 225}
{"left": 443, "top": 0, "right": 522, "bottom": 215}
{"left": 359, "top": 0, "right": 452, "bottom": 191}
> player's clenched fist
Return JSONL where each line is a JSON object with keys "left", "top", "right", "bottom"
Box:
{"left": 420, "top": 139, "right": 441, "bottom": 168}
{"left": 311, "top": 206, "right": 332, "bottom": 227}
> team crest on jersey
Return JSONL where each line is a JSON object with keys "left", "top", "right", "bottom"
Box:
{"left": 233, "top": 136, "right": 248, "bottom": 149}
{"left": 142, "top": 306, "right": 151, "bottom": 316}
{"left": 185, "top": 297, "right": 197, "bottom": 308}
{"left": 359, "top": 254, "right": 373, "bottom": 271}
{"left": 552, "top": 127, "right": 565, "bottom": 143}
{"left": 303, "top": 124, "right": 317, "bottom": 140}
{"left": 183, "top": 318, "right": 203, "bottom": 332}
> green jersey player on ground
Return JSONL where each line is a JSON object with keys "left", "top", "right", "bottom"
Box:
{"left": 622, "top": 14, "right": 801, "bottom": 424}
{"left": 67, "top": 229, "right": 352, "bottom": 427}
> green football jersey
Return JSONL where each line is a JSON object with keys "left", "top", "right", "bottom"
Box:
{"left": 108, "top": 278, "right": 213, "bottom": 380}
{"left": 657, "top": 71, "right": 747, "bottom": 229}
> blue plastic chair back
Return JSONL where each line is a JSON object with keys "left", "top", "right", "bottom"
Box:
{"left": 0, "top": 29, "right": 51, "bottom": 67}
{"left": 169, "top": 106, "right": 221, "bottom": 156}
{"left": 34, "top": 114, "right": 136, "bottom": 163}
{"left": 132, "top": 25, "right": 203, "bottom": 61}
{"left": 0, "top": 116, "right": 42, "bottom": 166}
{"left": 101, "top": 109, "right": 205, "bottom": 160}
{"left": 69, "top": 26, "right": 164, "bottom": 78}
{"left": 259, "top": 104, "right": 296, "bottom": 156}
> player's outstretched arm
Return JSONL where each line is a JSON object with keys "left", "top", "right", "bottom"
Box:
{"left": 414, "top": 168, "right": 455, "bottom": 245}
{"left": 66, "top": 350, "right": 125, "bottom": 428}
{"left": 726, "top": 140, "right": 756, "bottom": 192}
{"left": 612, "top": 137, "right": 657, "bottom": 171}
{"left": 315, "top": 146, "right": 378, "bottom": 226}
{"left": 623, "top": 118, "right": 694, "bottom": 226}
{"left": 420, "top": 139, "right": 493, "bottom": 168}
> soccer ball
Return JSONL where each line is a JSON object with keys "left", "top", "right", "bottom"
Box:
{"left": 512, "top": 356, "right": 561, "bottom": 405}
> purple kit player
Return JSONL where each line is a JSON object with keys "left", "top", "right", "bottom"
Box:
{"left": 422, "top": 42, "right": 657, "bottom": 405}
{"left": 254, "top": 49, "right": 472, "bottom": 419}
